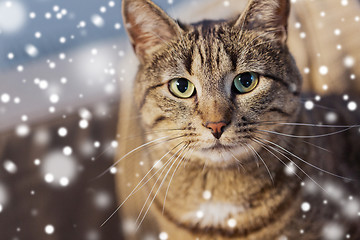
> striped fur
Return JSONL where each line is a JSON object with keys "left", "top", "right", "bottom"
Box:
{"left": 117, "top": 0, "right": 360, "bottom": 239}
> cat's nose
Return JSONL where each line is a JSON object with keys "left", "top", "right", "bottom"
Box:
{"left": 205, "top": 122, "right": 228, "bottom": 139}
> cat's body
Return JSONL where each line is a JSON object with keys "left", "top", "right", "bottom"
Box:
{"left": 116, "top": 0, "right": 360, "bottom": 239}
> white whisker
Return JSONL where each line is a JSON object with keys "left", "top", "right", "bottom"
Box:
{"left": 162, "top": 143, "right": 192, "bottom": 214}
{"left": 135, "top": 143, "right": 188, "bottom": 230}
{"left": 260, "top": 138, "right": 353, "bottom": 181}
{"left": 253, "top": 137, "right": 326, "bottom": 191}
{"left": 96, "top": 135, "right": 184, "bottom": 179}
{"left": 99, "top": 142, "right": 185, "bottom": 227}
{"left": 256, "top": 127, "right": 355, "bottom": 139}
{"left": 262, "top": 122, "right": 360, "bottom": 128}
{"left": 247, "top": 144, "right": 274, "bottom": 183}
{"left": 252, "top": 138, "right": 302, "bottom": 181}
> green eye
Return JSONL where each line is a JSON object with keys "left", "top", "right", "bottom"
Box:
{"left": 169, "top": 78, "right": 195, "bottom": 98}
{"left": 233, "top": 72, "right": 259, "bottom": 94}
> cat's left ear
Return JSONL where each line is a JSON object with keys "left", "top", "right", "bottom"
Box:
{"left": 234, "top": 0, "right": 290, "bottom": 44}
{"left": 122, "top": 0, "right": 183, "bottom": 63}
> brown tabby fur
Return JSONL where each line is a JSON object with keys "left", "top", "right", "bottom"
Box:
{"left": 116, "top": 0, "right": 360, "bottom": 239}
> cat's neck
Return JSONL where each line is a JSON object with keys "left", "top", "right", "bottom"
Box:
{"left": 143, "top": 147, "right": 303, "bottom": 238}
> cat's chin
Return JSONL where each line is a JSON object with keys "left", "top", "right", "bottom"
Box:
{"left": 191, "top": 143, "right": 253, "bottom": 167}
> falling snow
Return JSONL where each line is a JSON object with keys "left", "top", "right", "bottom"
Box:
{"left": 304, "top": 100, "right": 315, "bottom": 110}
{"left": 347, "top": 101, "right": 357, "bottom": 111}
{"left": 0, "top": 0, "right": 359, "bottom": 239}
{"left": 3, "top": 160, "right": 18, "bottom": 174}
{"left": 301, "top": 202, "right": 311, "bottom": 212}
{"left": 319, "top": 66, "right": 329, "bottom": 75}
{"left": 322, "top": 222, "right": 344, "bottom": 240}
{"left": 227, "top": 218, "right": 237, "bottom": 228}
{"left": 159, "top": 232, "right": 169, "bottom": 240}
{"left": 41, "top": 151, "right": 77, "bottom": 187}
{"left": 202, "top": 190, "right": 212, "bottom": 200}
{"left": 45, "top": 224, "right": 55, "bottom": 235}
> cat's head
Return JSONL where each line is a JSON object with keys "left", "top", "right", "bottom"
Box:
{"left": 123, "top": 0, "right": 302, "bottom": 167}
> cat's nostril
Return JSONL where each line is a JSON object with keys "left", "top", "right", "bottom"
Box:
{"left": 205, "top": 122, "right": 228, "bottom": 139}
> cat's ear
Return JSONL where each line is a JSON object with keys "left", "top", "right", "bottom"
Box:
{"left": 234, "top": 0, "right": 290, "bottom": 44}
{"left": 122, "top": 0, "right": 182, "bottom": 63}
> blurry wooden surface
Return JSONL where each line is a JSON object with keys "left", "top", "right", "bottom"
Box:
{"left": 0, "top": 102, "right": 124, "bottom": 240}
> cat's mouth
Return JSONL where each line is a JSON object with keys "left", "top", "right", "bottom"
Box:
{"left": 203, "top": 142, "right": 230, "bottom": 151}
{"left": 195, "top": 141, "right": 253, "bottom": 165}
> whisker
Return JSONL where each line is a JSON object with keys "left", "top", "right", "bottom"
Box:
{"left": 182, "top": 142, "right": 198, "bottom": 169}
{"left": 242, "top": 143, "right": 260, "bottom": 168}
{"left": 256, "top": 127, "right": 356, "bottom": 139}
{"left": 302, "top": 140, "right": 331, "bottom": 153}
{"left": 96, "top": 135, "right": 185, "bottom": 179}
{"left": 259, "top": 138, "right": 353, "bottom": 181}
{"left": 252, "top": 137, "right": 327, "bottom": 191}
{"left": 261, "top": 122, "right": 360, "bottom": 128}
{"left": 162, "top": 143, "right": 191, "bottom": 214}
{"left": 252, "top": 39, "right": 280, "bottom": 48}
{"left": 298, "top": 98, "right": 335, "bottom": 111}
{"left": 124, "top": 128, "right": 187, "bottom": 141}
{"left": 99, "top": 142, "right": 185, "bottom": 227}
{"left": 134, "top": 143, "right": 186, "bottom": 225}
{"left": 229, "top": 150, "right": 246, "bottom": 172}
{"left": 236, "top": 13, "right": 247, "bottom": 42}
{"left": 251, "top": 138, "right": 303, "bottom": 181}
{"left": 136, "top": 143, "right": 188, "bottom": 230}
{"left": 247, "top": 144, "right": 274, "bottom": 184}
{"left": 92, "top": 130, "right": 182, "bottom": 163}
{"left": 255, "top": 130, "right": 332, "bottom": 154}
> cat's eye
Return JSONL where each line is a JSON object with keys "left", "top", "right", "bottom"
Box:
{"left": 169, "top": 78, "right": 196, "bottom": 98}
{"left": 233, "top": 72, "right": 259, "bottom": 94}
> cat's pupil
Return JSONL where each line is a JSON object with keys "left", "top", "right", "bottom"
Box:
{"left": 176, "top": 78, "right": 189, "bottom": 93}
{"left": 240, "top": 73, "right": 253, "bottom": 88}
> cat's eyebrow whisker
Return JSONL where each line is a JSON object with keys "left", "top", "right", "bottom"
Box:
{"left": 167, "top": 3, "right": 186, "bottom": 46}
{"left": 162, "top": 143, "right": 192, "bottom": 214}
{"left": 96, "top": 135, "right": 186, "bottom": 179}
{"left": 236, "top": 15, "right": 247, "bottom": 42}
{"left": 252, "top": 39, "right": 280, "bottom": 49}
{"left": 255, "top": 126, "right": 356, "bottom": 139}
{"left": 259, "top": 137, "right": 354, "bottom": 182}
{"left": 136, "top": 143, "right": 189, "bottom": 230}
{"left": 247, "top": 144, "right": 274, "bottom": 184}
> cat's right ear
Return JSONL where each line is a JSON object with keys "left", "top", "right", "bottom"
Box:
{"left": 234, "top": 0, "right": 290, "bottom": 44}
{"left": 122, "top": 0, "right": 182, "bottom": 63}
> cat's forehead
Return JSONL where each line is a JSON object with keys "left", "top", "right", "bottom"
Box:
{"left": 185, "top": 20, "right": 231, "bottom": 42}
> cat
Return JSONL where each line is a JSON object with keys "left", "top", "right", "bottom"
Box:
{"left": 115, "top": 0, "right": 360, "bottom": 239}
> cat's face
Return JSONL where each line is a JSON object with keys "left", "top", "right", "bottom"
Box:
{"left": 123, "top": 0, "right": 302, "bottom": 167}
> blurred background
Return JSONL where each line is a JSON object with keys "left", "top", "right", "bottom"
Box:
{"left": 1, "top": 0, "right": 360, "bottom": 239}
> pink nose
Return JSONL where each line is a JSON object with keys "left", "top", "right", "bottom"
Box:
{"left": 205, "top": 122, "right": 228, "bottom": 139}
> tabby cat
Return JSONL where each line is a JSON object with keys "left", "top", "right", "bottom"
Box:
{"left": 115, "top": 0, "right": 360, "bottom": 239}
